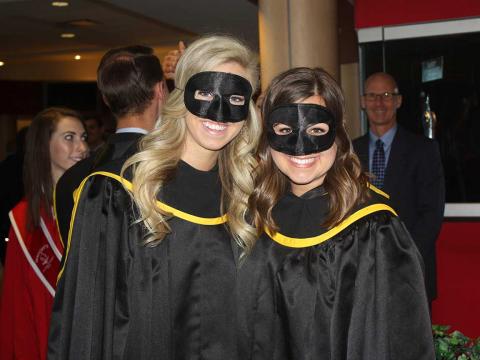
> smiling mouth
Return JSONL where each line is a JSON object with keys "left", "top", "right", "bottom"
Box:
{"left": 70, "top": 157, "right": 84, "bottom": 162}
{"left": 202, "top": 120, "right": 227, "bottom": 132}
{"left": 288, "top": 156, "right": 316, "bottom": 166}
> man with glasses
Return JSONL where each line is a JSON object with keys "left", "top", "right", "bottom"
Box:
{"left": 353, "top": 72, "right": 445, "bottom": 306}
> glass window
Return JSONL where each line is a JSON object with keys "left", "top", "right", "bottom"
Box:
{"left": 360, "top": 32, "right": 480, "bottom": 202}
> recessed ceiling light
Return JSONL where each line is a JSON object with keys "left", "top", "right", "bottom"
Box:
{"left": 52, "top": 1, "right": 69, "bottom": 7}
{"left": 74, "top": 55, "right": 81, "bottom": 60}
{"left": 0, "top": 61, "right": 4, "bottom": 67}
{"left": 61, "top": 33, "right": 75, "bottom": 39}
{"left": 66, "top": 19, "right": 99, "bottom": 27}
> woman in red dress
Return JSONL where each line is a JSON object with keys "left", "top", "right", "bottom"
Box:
{"left": 0, "top": 107, "right": 88, "bottom": 360}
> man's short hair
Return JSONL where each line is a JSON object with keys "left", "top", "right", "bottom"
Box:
{"left": 97, "top": 45, "right": 163, "bottom": 118}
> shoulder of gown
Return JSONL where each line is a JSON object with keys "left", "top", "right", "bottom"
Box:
{"left": 237, "top": 185, "right": 434, "bottom": 360}
{"left": 49, "top": 172, "right": 144, "bottom": 359}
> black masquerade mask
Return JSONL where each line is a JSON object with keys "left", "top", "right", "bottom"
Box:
{"left": 266, "top": 104, "right": 336, "bottom": 156}
{"left": 184, "top": 71, "right": 253, "bottom": 123}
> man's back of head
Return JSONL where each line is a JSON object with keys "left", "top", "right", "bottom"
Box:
{"left": 97, "top": 45, "right": 164, "bottom": 123}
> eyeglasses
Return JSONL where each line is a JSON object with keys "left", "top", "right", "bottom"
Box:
{"left": 363, "top": 92, "right": 399, "bottom": 102}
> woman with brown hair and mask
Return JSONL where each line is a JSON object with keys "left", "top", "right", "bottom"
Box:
{"left": 0, "top": 107, "right": 88, "bottom": 360}
{"left": 238, "top": 67, "right": 434, "bottom": 359}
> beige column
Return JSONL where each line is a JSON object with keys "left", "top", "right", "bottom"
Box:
{"left": 258, "top": 0, "right": 339, "bottom": 90}
{"left": 258, "top": 0, "right": 290, "bottom": 90}
{"left": 341, "top": 63, "right": 362, "bottom": 139}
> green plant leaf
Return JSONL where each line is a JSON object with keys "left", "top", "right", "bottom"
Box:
{"left": 433, "top": 324, "right": 480, "bottom": 360}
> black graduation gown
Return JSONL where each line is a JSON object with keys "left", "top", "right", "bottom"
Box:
{"left": 237, "top": 186, "right": 435, "bottom": 360}
{"left": 48, "top": 161, "right": 238, "bottom": 359}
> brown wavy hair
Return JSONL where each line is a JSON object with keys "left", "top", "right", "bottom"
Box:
{"left": 249, "top": 67, "right": 369, "bottom": 235}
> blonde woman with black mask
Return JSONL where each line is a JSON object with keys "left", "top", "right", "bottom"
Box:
{"left": 48, "top": 35, "right": 260, "bottom": 359}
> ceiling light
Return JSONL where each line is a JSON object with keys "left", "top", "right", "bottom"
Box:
{"left": 0, "top": 61, "right": 4, "bottom": 67}
{"left": 52, "top": 1, "right": 69, "bottom": 7}
{"left": 66, "top": 19, "right": 99, "bottom": 27}
{"left": 74, "top": 55, "right": 81, "bottom": 60}
{"left": 61, "top": 33, "right": 75, "bottom": 39}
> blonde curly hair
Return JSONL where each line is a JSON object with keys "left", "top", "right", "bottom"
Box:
{"left": 123, "top": 34, "right": 261, "bottom": 252}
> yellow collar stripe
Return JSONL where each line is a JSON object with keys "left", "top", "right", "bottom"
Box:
{"left": 266, "top": 203, "right": 397, "bottom": 248}
{"left": 91, "top": 171, "right": 227, "bottom": 225}
{"left": 57, "top": 170, "right": 226, "bottom": 283}
{"left": 57, "top": 170, "right": 101, "bottom": 282}
{"left": 367, "top": 183, "right": 390, "bottom": 199}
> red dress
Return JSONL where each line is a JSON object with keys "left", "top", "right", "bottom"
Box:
{"left": 0, "top": 199, "right": 63, "bottom": 360}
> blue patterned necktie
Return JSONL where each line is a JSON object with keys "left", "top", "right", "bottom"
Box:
{"left": 371, "top": 139, "right": 385, "bottom": 189}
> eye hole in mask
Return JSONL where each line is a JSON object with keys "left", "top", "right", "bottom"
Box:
{"left": 194, "top": 90, "right": 246, "bottom": 106}
{"left": 273, "top": 122, "right": 330, "bottom": 136}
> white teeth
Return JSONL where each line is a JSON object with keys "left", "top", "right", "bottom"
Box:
{"left": 289, "top": 157, "right": 315, "bottom": 165}
{"left": 203, "top": 121, "right": 227, "bottom": 131}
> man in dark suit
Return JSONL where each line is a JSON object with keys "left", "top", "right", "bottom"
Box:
{"left": 55, "top": 45, "right": 167, "bottom": 245}
{"left": 352, "top": 72, "right": 445, "bottom": 303}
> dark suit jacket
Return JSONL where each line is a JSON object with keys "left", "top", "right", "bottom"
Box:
{"left": 353, "top": 125, "right": 445, "bottom": 300}
{"left": 55, "top": 132, "right": 143, "bottom": 246}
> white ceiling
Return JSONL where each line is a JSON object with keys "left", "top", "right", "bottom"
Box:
{"left": 0, "top": 0, "right": 259, "bottom": 80}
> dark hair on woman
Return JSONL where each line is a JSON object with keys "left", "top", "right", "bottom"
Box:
{"left": 24, "top": 107, "right": 83, "bottom": 229}
{"left": 249, "top": 67, "right": 370, "bottom": 234}
{"left": 97, "top": 45, "right": 164, "bottom": 119}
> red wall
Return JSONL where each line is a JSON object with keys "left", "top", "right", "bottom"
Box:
{"left": 432, "top": 221, "right": 480, "bottom": 338}
{"left": 355, "top": 0, "right": 480, "bottom": 28}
